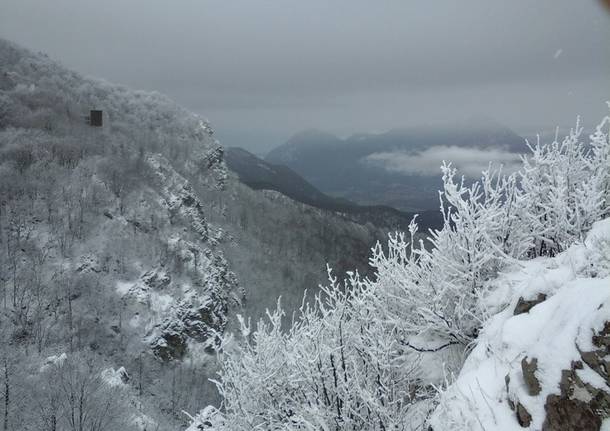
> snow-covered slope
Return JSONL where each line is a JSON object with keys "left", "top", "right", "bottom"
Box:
{"left": 431, "top": 218, "right": 610, "bottom": 430}
{"left": 0, "top": 37, "right": 241, "bottom": 429}
{"left": 0, "top": 36, "right": 237, "bottom": 357}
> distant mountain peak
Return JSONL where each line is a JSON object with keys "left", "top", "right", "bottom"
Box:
{"left": 463, "top": 114, "right": 509, "bottom": 130}
{"left": 282, "top": 129, "right": 341, "bottom": 150}
{"left": 266, "top": 129, "right": 341, "bottom": 164}
{"left": 264, "top": 120, "right": 526, "bottom": 211}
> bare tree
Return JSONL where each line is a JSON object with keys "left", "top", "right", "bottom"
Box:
{"left": 36, "top": 354, "right": 136, "bottom": 431}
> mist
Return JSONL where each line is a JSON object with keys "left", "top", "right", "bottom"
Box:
{"left": 1, "top": 0, "right": 608, "bottom": 152}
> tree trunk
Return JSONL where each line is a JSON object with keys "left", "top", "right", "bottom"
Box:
{"left": 3, "top": 357, "right": 9, "bottom": 431}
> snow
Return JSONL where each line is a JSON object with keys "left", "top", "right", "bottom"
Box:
{"left": 149, "top": 291, "right": 174, "bottom": 313}
{"left": 101, "top": 366, "right": 129, "bottom": 387}
{"left": 430, "top": 218, "right": 610, "bottom": 430}
{"left": 129, "top": 314, "right": 142, "bottom": 328}
{"left": 184, "top": 406, "right": 225, "bottom": 431}
{"left": 39, "top": 353, "right": 67, "bottom": 372}
{"left": 116, "top": 281, "right": 134, "bottom": 296}
{"left": 132, "top": 413, "right": 157, "bottom": 431}
{"left": 116, "top": 278, "right": 174, "bottom": 312}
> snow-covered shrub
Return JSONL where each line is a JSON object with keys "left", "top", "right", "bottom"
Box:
{"left": 518, "top": 116, "right": 609, "bottom": 257}
{"left": 206, "top": 162, "right": 529, "bottom": 427}
{"left": 371, "top": 112, "right": 610, "bottom": 347}
{"left": 209, "top": 276, "right": 432, "bottom": 430}
{"left": 367, "top": 164, "right": 530, "bottom": 347}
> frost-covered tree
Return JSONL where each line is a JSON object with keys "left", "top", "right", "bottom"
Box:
{"left": 367, "top": 163, "right": 530, "bottom": 347}
{"left": 31, "top": 354, "right": 137, "bottom": 431}
{"left": 518, "top": 117, "right": 609, "bottom": 256}
{"left": 206, "top": 279, "right": 432, "bottom": 431}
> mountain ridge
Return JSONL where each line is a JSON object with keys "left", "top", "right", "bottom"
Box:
{"left": 226, "top": 146, "right": 442, "bottom": 232}
{"left": 266, "top": 123, "right": 527, "bottom": 211}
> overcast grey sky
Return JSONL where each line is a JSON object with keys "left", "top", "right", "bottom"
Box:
{"left": 1, "top": 0, "right": 609, "bottom": 153}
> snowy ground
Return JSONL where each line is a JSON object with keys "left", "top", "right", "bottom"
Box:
{"left": 430, "top": 218, "right": 610, "bottom": 430}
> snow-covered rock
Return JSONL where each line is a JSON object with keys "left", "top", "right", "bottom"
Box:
{"left": 430, "top": 218, "right": 610, "bottom": 430}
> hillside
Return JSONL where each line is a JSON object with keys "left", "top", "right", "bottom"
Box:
{"left": 266, "top": 123, "right": 527, "bottom": 211}
{"left": 0, "top": 39, "right": 395, "bottom": 430}
{"left": 2, "top": 36, "right": 608, "bottom": 431}
{"left": 226, "top": 146, "right": 351, "bottom": 210}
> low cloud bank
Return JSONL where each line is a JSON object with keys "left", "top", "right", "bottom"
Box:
{"left": 364, "top": 145, "right": 522, "bottom": 178}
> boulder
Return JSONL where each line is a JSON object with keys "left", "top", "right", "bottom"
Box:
{"left": 514, "top": 293, "right": 547, "bottom": 315}
{"left": 521, "top": 356, "right": 542, "bottom": 396}
{"left": 542, "top": 321, "right": 610, "bottom": 430}
{"left": 516, "top": 402, "right": 532, "bottom": 427}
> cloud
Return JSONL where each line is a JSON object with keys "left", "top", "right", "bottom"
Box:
{"left": 0, "top": 0, "right": 608, "bottom": 152}
{"left": 364, "top": 146, "right": 522, "bottom": 178}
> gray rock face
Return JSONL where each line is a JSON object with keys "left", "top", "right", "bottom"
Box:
{"left": 541, "top": 321, "right": 610, "bottom": 431}
{"left": 521, "top": 357, "right": 542, "bottom": 396}
{"left": 514, "top": 293, "right": 547, "bottom": 315}
{"left": 516, "top": 402, "right": 532, "bottom": 427}
{"left": 544, "top": 394, "right": 600, "bottom": 430}
{"left": 141, "top": 268, "right": 171, "bottom": 290}
{"left": 504, "top": 322, "right": 610, "bottom": 430}
{"left": 151, "top": 296, "right": 229, "bottom": 361}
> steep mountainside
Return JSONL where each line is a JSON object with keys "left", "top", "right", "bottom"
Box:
{"left": 226, "top": 146, "right": 350, "bottom": 209}
{"left": 266, "top": 124, "right": 527, "bottom": 211}
{"left": 0, "top": 39, "right": 393, "bottom": 430}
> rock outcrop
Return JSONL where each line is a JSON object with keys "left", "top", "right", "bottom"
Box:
{"left": 514, "top": 293, "right": 547, "bottom": 315}
{"left": 430, "top": 219, "right": 610, "bottom": 431}
{"left": 541, "top": 321, "right": 610, "bottom": 431}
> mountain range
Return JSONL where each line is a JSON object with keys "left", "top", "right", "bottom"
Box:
{"left": 266, "top": 124, "right": 527, "bottom": 211}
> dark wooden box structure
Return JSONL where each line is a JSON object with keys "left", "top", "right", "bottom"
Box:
{"left": 89, "top": 110, "right": 103, "bottom": 127}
